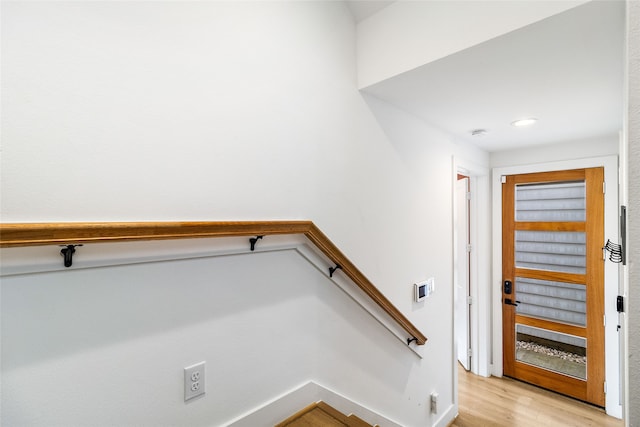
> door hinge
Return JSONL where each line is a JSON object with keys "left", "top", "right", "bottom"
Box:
{"left": 604, "top": 315, "right": 606, "bottom": 327}
{"left": 604, "top": 381, "right": 607, "bottom": 393}
{"left": 468, "top": 348, "right": 473, "bottom": 358}
{"left": 603, "top": 181, "right": 606, "bottom": 194}
{"left": 466, "top": 191, "right": 471, "bottom": 200}
{"left": 466, "top": 244, "right": 472, "bottom": 252}
{"left": 467, "top": 296, "right": 473, "bottom": 305}
{"left": 617, "top": 295, "right": 625, "bottom": 313}
{"left": 501, "top": 175, "right": 507, "bottom": 184}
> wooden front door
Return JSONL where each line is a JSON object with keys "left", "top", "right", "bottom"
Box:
{"left": 502, "top": 168, "right": 605, "bottom": 406}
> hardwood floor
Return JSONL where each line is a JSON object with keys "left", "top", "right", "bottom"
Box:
{"left": 452, "top": 364, "right": 623, "bottom": 427}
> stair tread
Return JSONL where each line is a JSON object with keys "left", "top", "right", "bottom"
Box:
{"left": 275, "top": 401, "right": 374, "bottom": 427}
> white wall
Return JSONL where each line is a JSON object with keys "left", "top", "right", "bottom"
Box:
{"left": 0, "top": 243, "right": 439, "bottom": 426}
{"left": 2, "top": 249, "right": 319, "bottom": 426}
{"left": 356, "top": 0, "right": 588, "bottom": 88}
{"left": 490, "top": 134, "right": 619, "bottom": 168}
{"left": 1, "top": 1, "right": 487, "bottom": 426}
{"left": 626, "top": 0, "right": 640, "bottom": 424}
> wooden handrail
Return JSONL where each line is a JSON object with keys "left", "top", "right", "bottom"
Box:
{"left": 0, "top": 221, "right": 427, "bottom": 345}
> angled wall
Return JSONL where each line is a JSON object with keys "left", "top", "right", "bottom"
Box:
{"left": 0, "top": 244, "right": 422, "bottom": 426}
{"left": 356, "top": 0, "right": 589, "bottom": 88}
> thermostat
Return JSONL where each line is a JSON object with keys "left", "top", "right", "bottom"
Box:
{"left": 414, "top": 278, "right": 434, "bottom": 302}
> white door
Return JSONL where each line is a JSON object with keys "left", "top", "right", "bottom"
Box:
{"left": 455, "top": 176, "right": 471, "bottom": 370}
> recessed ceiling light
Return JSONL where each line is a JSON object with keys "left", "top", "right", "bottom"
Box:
{"left": 511, "top": 118, "right": 538, "bottom": 127}
{"left": 471, "top": 129, "right": 487, "bottom": 137}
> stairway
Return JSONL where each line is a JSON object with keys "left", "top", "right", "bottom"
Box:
{"left": 275, "top": 401, "right": 377, "bottom": 427}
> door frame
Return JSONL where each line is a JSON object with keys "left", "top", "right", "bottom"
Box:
{"left": 453, "top": 157, "right": 491, "bottom": 378}
{"left": 491, "top": 155, "right": 622, "bottom": 418}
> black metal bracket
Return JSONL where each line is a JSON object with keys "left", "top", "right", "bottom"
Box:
{"left": 60, "top": 244, "right": 82, "bottom": 268}
{"left": 407, "top": 337, "right": 418, "bottom": 346}
{"left": 249, "top": 236, "right": 264, "bottom": 251}
{"left": 329, "top": 264, "right": 341, "bottom": 278}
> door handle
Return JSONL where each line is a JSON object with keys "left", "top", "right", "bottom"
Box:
{"left": 504, "top": 298, "right": 520, "bottom": 306}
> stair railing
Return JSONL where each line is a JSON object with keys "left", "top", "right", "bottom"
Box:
{"left": 0, "top": 221, "right": 427, "bottom": 345}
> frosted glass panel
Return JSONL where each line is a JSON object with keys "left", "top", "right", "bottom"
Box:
{"left": 516, "top": 324, "right": 586, "bottom": 380}
{"left": 515, "top": 277, "right": 586, "bottom": 326}
{"left": 515, "top": 181, "right": 585, "bottom": 222}
{"left": 515, "top": 231, "right": 586, "bottom": 274}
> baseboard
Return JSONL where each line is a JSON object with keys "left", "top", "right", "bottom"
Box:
{"left": 313, "top": 381, "right": 403, "bottom": 427}
{"left": 432, "top": 403, "right": 457, "bottom": 427}
{"left": 225, "top": 382, "right": 319, "bottom": 427}
{"left": 224, "top": 381, "right": 403, "bottom": 427}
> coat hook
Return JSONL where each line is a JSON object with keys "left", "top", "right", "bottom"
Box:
{"left": 60, "top": 244, "right": 82, "bottom": 268}
{"left": 603, "top": 239, "right": 623, "bottom": 263}
{"left": 249, "top": 236, "right": 264, "bottom": 251}
{"left": 329, "top": 264, "right": 341, "bottom": 278}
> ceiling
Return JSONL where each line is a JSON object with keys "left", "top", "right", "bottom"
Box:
{"left": 345, "top": 1, "right": 395, "bottom": 22}
{"left": 354, "top": 1, "right": 624, "bottom": 152}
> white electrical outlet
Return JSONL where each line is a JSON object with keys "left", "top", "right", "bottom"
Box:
{"left": 430, "top": 392, "right": 439, "bottom": 413}
{"left": 184, "top": 361, "right": 206, "bottom": 401}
